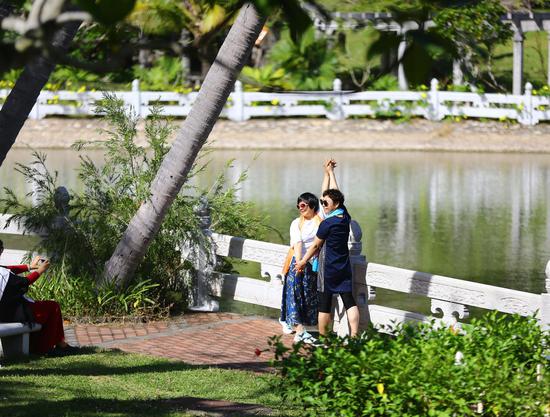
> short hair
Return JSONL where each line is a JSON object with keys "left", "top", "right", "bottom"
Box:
{"left": 297, "top": 192, "right": 319, "bottom": 212}
{"left": 322, "top": 189, "right": 345, "bottom": 207}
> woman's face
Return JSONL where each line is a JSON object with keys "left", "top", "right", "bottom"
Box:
{"left": 320, "top": 196, "right": 338, "bottom": 214}
{"left": 297, "top": 200, "right": 315, "bottom": 217}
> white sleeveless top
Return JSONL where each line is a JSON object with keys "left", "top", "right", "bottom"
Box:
{"left": 289, "top": 215, "right": 321, "bottom": 258}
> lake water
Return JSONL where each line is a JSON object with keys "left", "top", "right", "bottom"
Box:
{"left": 2, "top": 148, "right": 549, "bottom": 310}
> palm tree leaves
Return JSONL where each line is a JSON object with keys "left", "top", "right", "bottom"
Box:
{"left": 267, "top": 26, "right": 338, "bottom": 90}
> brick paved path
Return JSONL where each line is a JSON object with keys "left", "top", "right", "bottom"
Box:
{"left": 65, "top": 313, "right": 295, "bottom": 372}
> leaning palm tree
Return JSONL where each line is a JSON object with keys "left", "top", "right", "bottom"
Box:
{"left": 102, "top": 2, "right": 266, "bottom": 287}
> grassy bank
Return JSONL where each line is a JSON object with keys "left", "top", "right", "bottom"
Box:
{"left": 0, "top": 349, "right": 290, "bottom": 417}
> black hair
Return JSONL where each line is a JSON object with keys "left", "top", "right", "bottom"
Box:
{"left": 0, "top": 239, "right": 3, "bottom": 249}
{"left": 297, "top": 192, "right": 319, "bottom": 211}
{"left": 322, "top": 189, "right": 345, "bottom": 207}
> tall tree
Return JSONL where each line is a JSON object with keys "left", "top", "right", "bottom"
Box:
{"left": 0, "top": 16, "right": 81, "bottom": 167}
{"left": 102, "top": 2, "right": 266, "bottom": 287}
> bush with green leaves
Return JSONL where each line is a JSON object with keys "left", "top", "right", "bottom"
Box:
{"left": 0, "top": 95, "right": 266, "bottom": 320}
{"left": 133, "top": 55, "right": 187, "bottom": 91}
{"left": 271, "top": 313, "right": 550, "bottom": 416}
{"left": 267, "top": 26, "right": 338, "bottom": 91}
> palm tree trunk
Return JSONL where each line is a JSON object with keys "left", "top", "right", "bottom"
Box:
{"left": 0, "top": 20, "right": 80, "bottom": 167}
{"left": 102, "top": 3, "right": 265, "bottom": 287}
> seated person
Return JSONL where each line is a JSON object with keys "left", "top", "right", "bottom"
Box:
{"left": 0, "top": 239, "right": 75, "bottom": 355}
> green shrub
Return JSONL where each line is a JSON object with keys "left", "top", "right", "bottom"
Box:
{"left": 267, "top": 26, "right": 338, "bottom": 91}
{"left": 370, "top": 74, "right": 399, "bottom": 91}
{"left": 133, "top": 55, "right": 186, "bottom": 91}
{"left": 1, "top": 96, "right": 267, "bottom": 319}
{"left": 271, "top": 312, "right": 550, "bottom": 416}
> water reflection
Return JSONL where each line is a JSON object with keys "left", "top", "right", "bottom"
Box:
{"left": 2, "top": 148, "right": 549, "bottom": 294}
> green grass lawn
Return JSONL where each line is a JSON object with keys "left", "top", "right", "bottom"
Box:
{"left": 0, "top": 349, "right": 291, "bottom": 417}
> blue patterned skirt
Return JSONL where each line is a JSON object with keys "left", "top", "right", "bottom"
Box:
{"left": 280, "top": 257, "right": 318, "bottom": 326}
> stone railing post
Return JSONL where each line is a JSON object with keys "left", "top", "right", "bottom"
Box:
{"left": 452, "top": 60, "right": 463, "bottom": 86}
{"left": 397, "top": 32, "right": 408, "bottom": 90}
{"left": 333, "top": 220, "right": 369, "bottom": 336}
{"left": 326, "top": 78, "right": 345, "bottom": 121}
{"left": 427, "top": 78, "right": 441, "bottom": 121}
{"left": 513, "top": 29, "right": 524, "bottom": 95}
{"left": 187, "top": 197, "right": 219, "bottom": 312}
{"left": 227, "top": 80, "right": 246, "bottom": 122}
{"left": 52, "top": 186, "right": 71, "bottom": 230}
{"left": 540, "top": 260, "right": 550, "bottom": 331}
{"left": 520, "top": 82, "right": 535, "bottom": 126}
{"left": 131, "top": 79, "right": 142, "bottom": 118}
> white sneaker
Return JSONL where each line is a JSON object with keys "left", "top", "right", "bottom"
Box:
{"left": 279, "top": 319, "right": 294, "bottom": 334}
{"left": 293, "top": 331, "right": 318, "bottom": 345}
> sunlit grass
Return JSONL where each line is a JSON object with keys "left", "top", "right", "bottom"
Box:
{"left": 0, "top": 349, "right": 293, "bottom": 417}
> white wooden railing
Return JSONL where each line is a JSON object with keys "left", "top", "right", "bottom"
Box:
{"left": 1, "top": 78, "right": 550, "bottom": 125}
{"left": 208, "top": 230, "right": 550, "bottom": 335}
{"left": 2, "top": 213, "right": 549, "bottom": 335}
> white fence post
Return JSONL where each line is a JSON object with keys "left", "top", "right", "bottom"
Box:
{"left": 428, "top": 78, "right": 441, "bottom": 121}
{"left": 131, "top": 79, "right": 141, "bottom": 117}
{"left": 227, "top": 80, "right": 246, "bottom": 122}
{"left": 326, "top": 78, "right": 345, "bottom": 120}
{"left": 520, "top": 82, "right": 535, "bottom": 126}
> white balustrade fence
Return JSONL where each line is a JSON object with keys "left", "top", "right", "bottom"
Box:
{"left": 4, "top": 209, "right": 548, "bottom": 336}
{"left": 1, "top": 78, "right": 550, "bottom": 125}
{"left": 208, "top": 231, "right": 550, "bottom": 336}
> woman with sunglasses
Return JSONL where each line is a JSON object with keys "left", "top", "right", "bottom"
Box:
{"left": 294, "top": 160, "right": 360, "bottom": 338}
{"left": 279, "top": 192, "right": 322, "bottom": 344}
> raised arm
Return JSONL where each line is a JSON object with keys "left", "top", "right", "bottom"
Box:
{"left": 328, "top": 160, "right": 339, "bottom": 191}
{"left": 321, "top": 159, "right": 331, "bottom": 194}
{"left": 322, "top": 159, "right": 339, "bottom": 193}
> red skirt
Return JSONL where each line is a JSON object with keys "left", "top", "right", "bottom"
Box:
{"left": 28, "top": 300, "right": 65, "bottom": 354}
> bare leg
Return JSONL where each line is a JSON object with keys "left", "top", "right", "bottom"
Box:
{"left": 318, "top": 312, "right": 332, "bottom": 336}
{"left": 347, "top": 306, "right": 360, "bottom": 337}
{"left": 295, "top": 324, "right": 304, "bottom": 334}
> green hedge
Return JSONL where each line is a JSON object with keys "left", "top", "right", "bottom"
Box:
{"left": 271, "top": 312, "right": 550, "bottom": 416}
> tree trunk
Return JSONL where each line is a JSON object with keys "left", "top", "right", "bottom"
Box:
{"left": 0, "top": 20, "right": 80, "bottom": 167}
{"left": 102, "top": 3, "right": 265, "bottom": 287}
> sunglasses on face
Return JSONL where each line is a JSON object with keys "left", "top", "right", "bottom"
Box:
{"left": 296, "top": 202, "right": 308, "bottom": 210}
{"left": 319, "top": 199, "right": 329, "bottom": 207}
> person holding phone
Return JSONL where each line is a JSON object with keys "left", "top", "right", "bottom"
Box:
{"left": 0, "top": 240, "right": 76, "bottom": 355}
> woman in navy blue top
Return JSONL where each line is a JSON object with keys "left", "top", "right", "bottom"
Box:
{"left": 295, "top": 160, "right": 360, "bottom": 337}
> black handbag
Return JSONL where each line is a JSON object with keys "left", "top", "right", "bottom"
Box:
{"left": 0, "top": 270, "right": 35, "bottom": 325}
